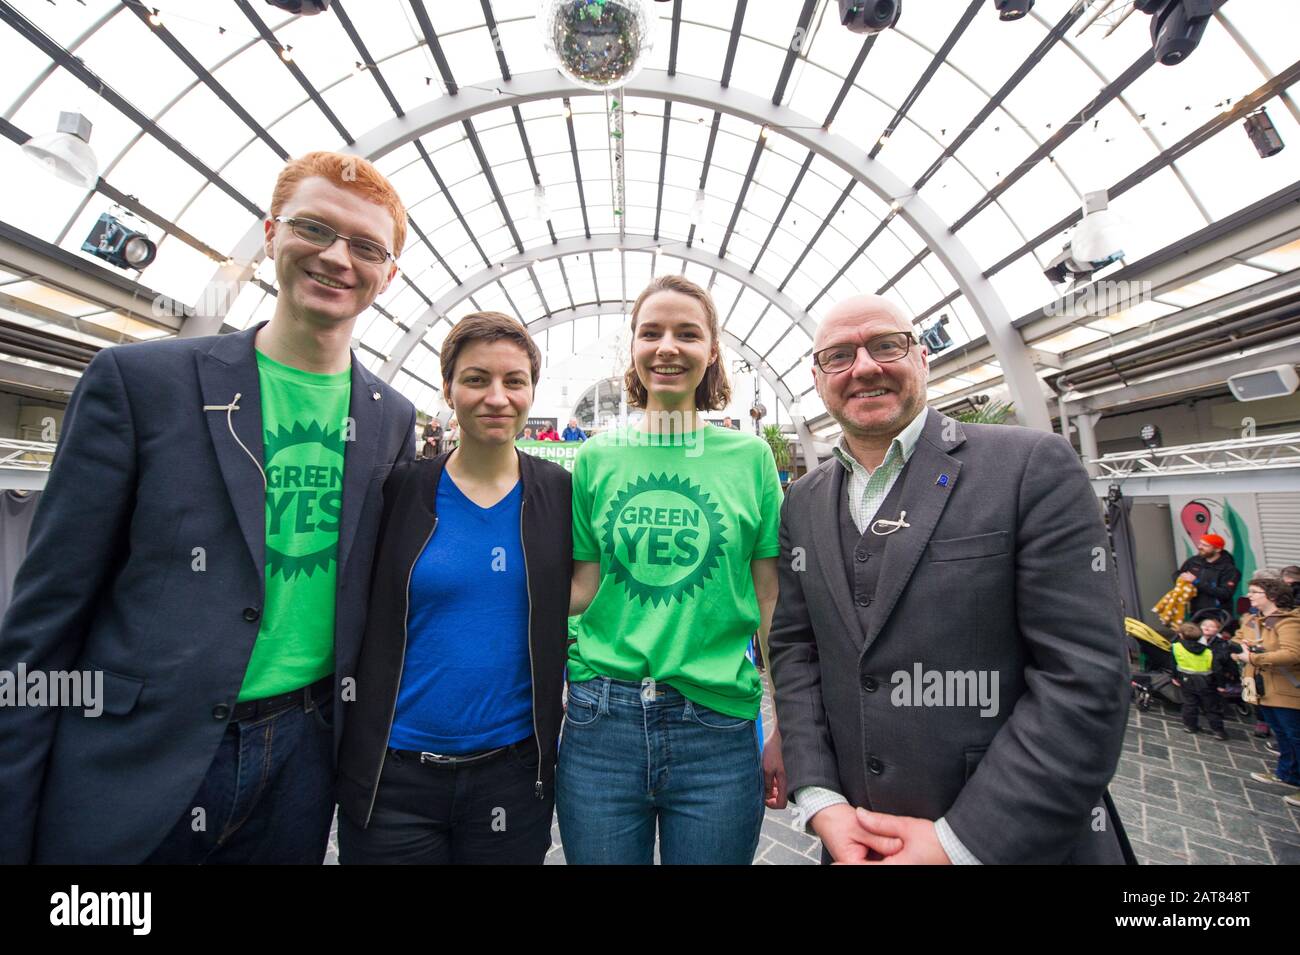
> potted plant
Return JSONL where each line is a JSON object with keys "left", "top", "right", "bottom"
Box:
{"left": 761, "top": 424, "right": 793, "bottom": 483}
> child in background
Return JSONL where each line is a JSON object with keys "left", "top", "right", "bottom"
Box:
{"left": 1172, "top": 622, "right": 1228, "bottom": 740}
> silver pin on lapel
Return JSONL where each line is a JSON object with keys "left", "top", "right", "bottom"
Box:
{"left": 372, "top": 391, "right": 380, "bottom": 400}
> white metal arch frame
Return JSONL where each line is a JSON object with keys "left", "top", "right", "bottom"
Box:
{"left": 379, "top": 233, "right": 820, "bottom": 374}
{"left": 381, "top": 233, "right": 821, "bottom": 463}
{"left": 523, "top": 301, "right": 820, "bottom": 469}
{"left": 191, "top": 68, "right": 1050, "bottom": 430}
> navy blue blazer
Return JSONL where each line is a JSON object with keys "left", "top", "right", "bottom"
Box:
{"left": 0, "top": 322, "right": 416, "bottom": 863}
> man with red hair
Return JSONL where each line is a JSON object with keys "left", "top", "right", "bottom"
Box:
{"left": 0, "top": 152, "right": 416, "bottom": 863}
{"left": 1176, "top": 533, "right": 1242, "bottom": 620}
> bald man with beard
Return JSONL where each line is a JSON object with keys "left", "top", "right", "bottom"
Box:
{"left": 768, "top": 296, "right": 1134, "bottom": 865}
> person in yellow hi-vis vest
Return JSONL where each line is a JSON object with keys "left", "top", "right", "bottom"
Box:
{"left": 1172, "top": 622, "right": 1227, "bottom": 739}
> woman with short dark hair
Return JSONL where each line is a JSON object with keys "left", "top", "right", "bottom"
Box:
{"left": 336, "top": 312, "right": 572, "bottom": 863}
{"left": 1233, "top": 575, "right": 1300, "bottom": 809}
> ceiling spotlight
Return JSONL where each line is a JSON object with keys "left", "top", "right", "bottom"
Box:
{"left": 919, "top": 314, "right": 953, "bottom": 354}
{"left": 1136, "top": 0, "right": 1213, "bottom": 67}
{"left": 562, "top": 104, "right": 572, "bottom": 119}
{"left": 838, "top": 0, "right": 901, "bottom": 34}
{"left": 264, "top": 0, "right": 332, "bottom": 14}
{"left": 82, "top": 213, "right": 156, "bottom": 271}
{"left": 280, "top": 46, "right": 293, "bottom": 62}
{"left": 22, "top": 111, "right": 99, "bottom": 188}
{"left": 147, "top": 8, "right": 163, "bottom": 26}
{"left": 1243, "top": 108, "right": 1284, "bottom": 158}
{"left": 992, "top": 0, "right": 1032, "bottom": 20}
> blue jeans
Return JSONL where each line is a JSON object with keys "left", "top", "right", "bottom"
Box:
{"left": 1259, "top": 705, "right": 1300, "bottom": 786}
{"left": 144, "top": 696, "right": 335, "bottom": 864}
{"left": 556, "top": 676, "right": 763, "bottom": 864}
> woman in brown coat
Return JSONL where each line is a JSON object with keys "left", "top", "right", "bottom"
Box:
{"left": 1233, "top": 575, "right": 1300, "bottom": 808}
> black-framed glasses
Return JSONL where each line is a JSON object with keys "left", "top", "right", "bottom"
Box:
{"left": 273, "top": 216, "right": 393, "bottom": 265}
{"left": 813, "top": 332, "right": 914, "bottom": 373}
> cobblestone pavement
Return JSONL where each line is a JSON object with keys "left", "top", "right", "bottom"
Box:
{"left": 325, "top": 693, "right": 1300, "bottom": 865}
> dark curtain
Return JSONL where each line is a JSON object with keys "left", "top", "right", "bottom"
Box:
{"left": 1105, "top": 485, "right": 1143, "bottom": 620}
{"left": 0, "top": 489, "right": 41, "bottom": 619}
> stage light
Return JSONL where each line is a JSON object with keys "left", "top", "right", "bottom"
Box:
{"left": 1243, "top": 108, "right": 1284, "bottom": 158}
{"left": 1135, "top": 0, "right": 1212, "bottom": 66}
{"left": 992, "top": 0, "right": 1032, "bottom": 21}
{"left": 1045, "top": 191, "right": 1125, "bottom": 286}
{"left": 264, "top": 0, "right": 332, "bottom": 14}
{"left": 81, "top": 213, "right": 157, "bottom": 271}
{"left": 838, "top": 0, "right": 901, "bottom": 34}
{"left": 919, "top": 314, "right": 953, "bottom": 355}
{"left": 21, "top": 111, "right": 98, "bottom": 188}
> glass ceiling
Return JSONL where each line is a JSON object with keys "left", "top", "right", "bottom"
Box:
{"left": 2, "top": 0, "right": 1298, "bottom": 421}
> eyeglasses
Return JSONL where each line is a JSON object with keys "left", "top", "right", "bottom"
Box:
{"left": 273, "top": 216, "right": 393, "bottom": 265}
{"left": 813, "top": 332, "right": 914, "bottom": 373}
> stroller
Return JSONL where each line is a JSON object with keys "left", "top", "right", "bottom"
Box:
{"left": 1127, "top": 611, "right": 1253, "bottom": 720}
{"left": 1127, "top": 618, "right": 1182, "bottom": 712}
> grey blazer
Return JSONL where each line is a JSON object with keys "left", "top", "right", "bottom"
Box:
{"left": 769, "top": 410, "right": 1132, "bottom": 864}
{"left": 0, "top": 322, "right": 415, "bottom": 863}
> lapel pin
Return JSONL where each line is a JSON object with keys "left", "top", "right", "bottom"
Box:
{"left": 936, "top": 473, "right": 950, "bottom": 487}
{"left": 372, "top": 391, "right": 381, "bottom": 400}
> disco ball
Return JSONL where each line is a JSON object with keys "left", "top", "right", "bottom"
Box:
{"left": 538, "top": 0, "right": 659, "bottom": 91}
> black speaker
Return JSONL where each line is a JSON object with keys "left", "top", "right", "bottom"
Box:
{"left": 1243, "top": 108, "right": 1285, "bottom": 158}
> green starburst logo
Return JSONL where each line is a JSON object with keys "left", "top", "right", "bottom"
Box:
{"left": 264, "top": 420, "right": 347, "bottom": 581}
{"left": 600, "top": 472, "right": 727, "bottom": 606}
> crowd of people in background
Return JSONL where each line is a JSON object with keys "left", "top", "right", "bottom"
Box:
{"left": 1157, "top": 537, "right": 1300, "bottom": 812}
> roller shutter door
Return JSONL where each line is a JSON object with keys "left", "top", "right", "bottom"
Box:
{"left": 1257, "top": 492, "right": 1300, "bottom": 569}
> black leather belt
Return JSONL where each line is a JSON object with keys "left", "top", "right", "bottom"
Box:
{"left": 231, "top": 674, "right": 333, "bottom": 722}
{"left": 391, "top": 737, "right": 533, "bottom": 769}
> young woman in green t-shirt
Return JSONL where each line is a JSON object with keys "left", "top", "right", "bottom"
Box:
{"left": 560, "top": 275, "right": 787, "bottom": 864}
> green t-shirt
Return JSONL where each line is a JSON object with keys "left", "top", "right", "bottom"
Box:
{"left": 570, "top": 423, "right": 783, "bottom": 718}
{"left": 238, "top": 351, "right": 351, "bottom": 701}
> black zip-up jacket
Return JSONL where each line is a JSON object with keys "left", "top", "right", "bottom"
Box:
{"left": 1175, "top": 551, "right": 1241, "bottom": 616}
{"left": 336, "top": 449, "right": 572, "bottom": 829}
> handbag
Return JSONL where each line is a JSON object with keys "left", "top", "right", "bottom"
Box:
{"left": 1242, "top": 670, "right": 1261, "bottom": 704}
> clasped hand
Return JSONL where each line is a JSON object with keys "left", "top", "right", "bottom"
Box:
{"left": 811, "top": 804, "right": 953, "bottom": 865}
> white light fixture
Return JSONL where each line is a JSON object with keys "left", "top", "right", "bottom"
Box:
{"left": 22, "top": 111, "right": 99, "bottom": 188}
{"left": 531, "top": 183, "right": 551, "bottom": 221}
{"left": 689, "top": 188, "right": 707, "bottom": 226}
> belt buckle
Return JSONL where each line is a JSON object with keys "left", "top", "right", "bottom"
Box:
{"left": 420, "top": 751, "right": 451, "bottom": 765}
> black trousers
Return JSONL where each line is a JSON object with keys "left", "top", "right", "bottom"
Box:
{"left": 338, "top": 740, "right": 554, "bottom": 864}
{"left": 1179, "top": 674, "right": 1224, "bottom": 732}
